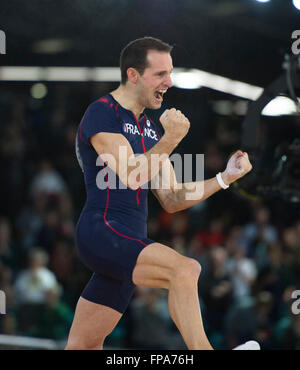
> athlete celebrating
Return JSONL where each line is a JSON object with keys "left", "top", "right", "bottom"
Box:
{"left": 66, "top": 37, "right": 259, "bottom": 350}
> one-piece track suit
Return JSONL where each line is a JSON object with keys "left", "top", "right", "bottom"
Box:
{"left": 75, "top": 94, "right": 163, "bottom": 313}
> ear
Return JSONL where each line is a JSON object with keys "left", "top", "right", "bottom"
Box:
{"left": 127, "top": 67, "right": 139, "bottom": 84}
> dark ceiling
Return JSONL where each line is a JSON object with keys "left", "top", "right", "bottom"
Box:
{"left": 0, "top": 0, "right": 299, "bottom": 88}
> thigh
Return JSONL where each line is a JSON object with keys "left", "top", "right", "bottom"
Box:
{"left": 81, "top": 272, "right": 136, "bottom": 314}
{"left": 132, "top": 242, "right": 188, "bottom": 288}
{"left": 67, "top": 296, "right": 122, "bottom": 349}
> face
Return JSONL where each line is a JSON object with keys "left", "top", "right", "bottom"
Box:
{"left": 135, "top": 50, "right": 173, "bottom": 109}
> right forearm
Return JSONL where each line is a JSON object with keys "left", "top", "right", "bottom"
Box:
{"left": 120, "top": 108, "right": 190, "bottom": 190}
{"left": 126, "top": 134, "right": 177, "bottom": 189}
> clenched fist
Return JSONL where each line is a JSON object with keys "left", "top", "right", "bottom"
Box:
{"left": 160, "top": 108, "right": 190, "bottom": 145}
{"left": 222, "top": 150, "right": 253, "bottom": 185}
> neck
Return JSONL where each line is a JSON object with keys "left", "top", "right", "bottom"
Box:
{"left": 110, "top": 84, "right": 145, "bottom": 119}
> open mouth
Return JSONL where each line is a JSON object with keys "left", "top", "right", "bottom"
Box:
{"left": 154, "top": 89, "right": 166, "bottom": 102}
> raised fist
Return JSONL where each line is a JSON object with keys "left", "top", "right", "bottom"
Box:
{"left": 222, "top": 150, "right": 253, "bottom": 185}
{"left": 160, "top": 108, "right": 190, "bottom": 145}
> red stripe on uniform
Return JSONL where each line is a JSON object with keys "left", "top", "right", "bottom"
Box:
{"left": 132, "top": 112, "right": 146, "bottom": 153}
{"left": 97, "top": 98, "right": 108, "bottom": 103}
{"left": 136, "top": 187, "right": 141, "bottom": 205}
{"left": 100, "top": 158, "right": 147, "bottom": 247}
{"left": 131, "top": 113, "right": 146, "bottom": 206}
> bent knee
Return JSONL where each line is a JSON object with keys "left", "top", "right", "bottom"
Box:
{"left": 173, "top": 257, "right": 201, "bottom": 282}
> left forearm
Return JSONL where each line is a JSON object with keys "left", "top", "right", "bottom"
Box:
{"left": 155, "top": 150, "right": 252, "bottom": 214}
{"left": 165, "top": 172, "right": 229, "bottom": 213}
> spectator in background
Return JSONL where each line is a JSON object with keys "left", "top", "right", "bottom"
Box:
{"left": 199, "top": 247, "right": 233, "bottom": 337}
{"left": 15, "top": 193, "right": 47, "bottom": 254}
{"left": 275, "top": 313, "right": 300, "bottom": 350}
{"left": 169, "top": 212, "right": 189, "bottom": 238}
{"left": 50, "top": 239, "right": 75, "bottom": 287}
{"left": 252, "top": 242, "right": 292, "bottom": 321}
{"left": 227, "top": 245, "right": 257, "bottom": 304}
{"left": 156, "top": 211, "right": 190, "bottom": 245}
{"left": 37, "top": 108, "right": 67, "bottom": 160}
{"left": 282, "top": 225, "right": 300, "bottom": 285}
{"left": 187, "top": 233, "right": 206, "bottom": 258}
{"left": 274, "top": 285, "right": 300, "bottom": 349}
{"left": 130, "top": 287, "right": 184, "bottom": 349}
{"left": 14, "top": 248, "right": 59, "bottom": 336}
{"left": 225, "top": 291, "right": 274, "bottom": 349}
{"left": 282, "top": 225, "right": 300, "bottom": 253}
{"left": 0, "top": 101, "right": 30, "bottom": 218}
{"left": 0, "top": 261, "right": 18, "bottom": 335}
{"left": 0, "top": 217, "right": 19, "bottom": 271}
{"left": 14, "top": 248, "right": 57, "bottom": 305}
{"left": 57, "top": 193, "right": 74, "bottom": 221}
{"left": 195, "top": 218, "right": 225, "bottom": 250}
{"left": 224, "top": 226, "right": 244, "bottom": 257}
{"left": 29, "top": 160, "right": 68, "bottom": 200}
{"left": 241, "top": 205, "right": 278, "bottom": 258}
{"left": 34, "top": 284, "right": 74, "bottom": 340}
{"left": 56, "top": 194, "right": 75, "bottom": 244}
{"left": 37, "top": 209, "right": 61, "bottom": 253}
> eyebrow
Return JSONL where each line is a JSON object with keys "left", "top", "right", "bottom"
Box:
{"left": 156, "top": 68, "right": 173, "bottom": 74}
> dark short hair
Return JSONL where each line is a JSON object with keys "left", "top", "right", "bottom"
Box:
{"left": 120, "top": 37, "right": 173, "bottom": 84}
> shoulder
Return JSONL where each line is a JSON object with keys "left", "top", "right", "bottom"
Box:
{"left": 80, "top": 96, "right": 122, "bottom": 139}
{"left": 86, "top": 97, "right": 116, "bottom": 117}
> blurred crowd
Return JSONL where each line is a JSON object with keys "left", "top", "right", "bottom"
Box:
{"left": 1, "top": 90, "right": 300, "bottom": 350}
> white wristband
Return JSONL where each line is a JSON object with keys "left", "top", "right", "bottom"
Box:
{"left": 216, "top": 172, "right": 229, "bottom": 189}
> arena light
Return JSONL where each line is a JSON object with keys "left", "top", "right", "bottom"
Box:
{"left": 293, "top": 0, "right": 300, "bottom": 10}
{"left": 172, "top": 68, "right": 263, "bottom": 100}
{"left": 171, "top": 70, "right": 203, "bottom": 89}
{"left": 261, "top": 96, "right": 299, "bottom": 116}
{"left": 254, "top": 0, "right": 271, "bottom": 3}
{"left": 0, "top": 66, "right": 263, "bottom": 100}
{"left": 0, "top": 66, "right": 120, "bottom": 82}
{"left": 93, "top": 67, "right": 121, "bottom": 82}
{"left": 0, "top": 67, "right": 43, "bottom": 81}
{"left": 44, "top": 67, "right": 89, "bottom": 81}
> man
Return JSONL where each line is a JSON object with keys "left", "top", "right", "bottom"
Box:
{"left": 67, "top": 37, "right": 259, "bottom": 350}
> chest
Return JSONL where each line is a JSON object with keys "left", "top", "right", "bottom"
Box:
{"left": 120, "top": 114, "right": 159, "bottom": 153}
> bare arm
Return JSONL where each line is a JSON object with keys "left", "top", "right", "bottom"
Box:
{"left": 152, "top": 151, "right": 252, "bottom": 213}
{"left": 90, "top": 108, "right": 190, "bottom": 190}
